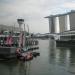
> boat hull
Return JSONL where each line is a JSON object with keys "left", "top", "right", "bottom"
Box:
{"left": 0, "top": 47, "right": 17, "bottom": 59}
{"left": 56, "top": 40, "right": 75, "bottom": 47}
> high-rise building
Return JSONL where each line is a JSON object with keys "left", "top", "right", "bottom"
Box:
{"left": 45, "top": 15, "right": 57, "bottom": 33}
{"left": 49, "top": 16, "right": 56, "bottom": 33}
{"left": 45, "top": 10, "right": 75, "bottom": 33}
{"left": 59, "top": 15, "right": 66, "bottom": 32}
{"left": 69, "top": 11, "right": 75, "bottom": 30}
{"left": 45, "top": 14, "right": 67, "bottom": 33}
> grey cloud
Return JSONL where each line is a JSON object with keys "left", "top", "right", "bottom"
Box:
{"left": 0, "top": 0, "right": 73, "bottom": 33}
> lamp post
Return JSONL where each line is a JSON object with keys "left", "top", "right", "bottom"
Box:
{"left": 23, "top": 24, "right": 26, "bottom": 47}
{"left": 27, "top": 24, "right": 29, "bottom": 34}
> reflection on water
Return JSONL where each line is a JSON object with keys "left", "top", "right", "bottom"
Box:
{"left": 49, "top": 39, "right": 75, "bottom": 74}
{"left": 18, "top": 61, "right": 31, "bottom": 75}
{"left": 1, "top": 39, "right": 75, "bottom": 75}
{"left": 0, "top": 60, "right": 31, "bottom": 75}
{"left": 49, "top": 39, "right": 56, "bottom": 64}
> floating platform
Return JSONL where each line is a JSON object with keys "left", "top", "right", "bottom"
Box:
{"left": 56, "top": 40, "right": 75, "bottom": 47}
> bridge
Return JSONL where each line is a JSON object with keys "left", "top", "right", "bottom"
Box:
{"left": 33, "top": 33, "right": 58, "bottom": 39}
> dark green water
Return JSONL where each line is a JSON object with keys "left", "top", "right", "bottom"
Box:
{"left": 0, "top": 39, "right": 75, "bottom": 75}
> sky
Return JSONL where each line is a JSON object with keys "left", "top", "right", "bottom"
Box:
{"left": 0, "top": 0, "right": 75, "bottom": 33}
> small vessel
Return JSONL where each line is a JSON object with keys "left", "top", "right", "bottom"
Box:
{"left": 0, "top": 19, "right": 25, "bottom": 59}
{"left": 0, "top": 19, "right": 39, "bottom": 60}
{"left": 16, "top": 49, "right": 33, "bottom": 61}
{"left": 16, "top": 47, "right": 40, "bottom": 61}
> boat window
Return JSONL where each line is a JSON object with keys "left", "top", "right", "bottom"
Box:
{"left": 0, "top": 36, "right": 19, "bottom": 47}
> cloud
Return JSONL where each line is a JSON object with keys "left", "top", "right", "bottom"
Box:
{"left": 0, "top": 0, "right": 74, "bottom": 33}
{"left": 63, "top": 2, "right": 75, "bottom": 9}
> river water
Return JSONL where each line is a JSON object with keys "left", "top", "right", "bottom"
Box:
{"left": 0, "top": 39, "right": 75, "bottom": 75}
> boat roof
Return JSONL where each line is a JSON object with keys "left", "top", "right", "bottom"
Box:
{"left": 0, "top": 35, "right": 29, "bottom": 38}
{"left": 0, "top": 35, "right": 19, "bottom": 38}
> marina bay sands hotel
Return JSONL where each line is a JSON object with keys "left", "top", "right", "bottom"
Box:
{"left": 45, "top": 10, "right": 75, "bottom": 34}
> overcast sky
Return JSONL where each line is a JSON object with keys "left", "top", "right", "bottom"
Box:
{"left": 0, "top": 0, "right": 75, "bottom": 33}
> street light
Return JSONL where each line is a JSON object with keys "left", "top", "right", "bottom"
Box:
{"left": 27, "top": 24, "right": 29, "bottom": 33}
{"left": 27, "top": 24, "right": 29, "bottom": 35}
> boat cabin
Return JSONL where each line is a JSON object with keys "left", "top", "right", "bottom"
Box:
{"left": 0, "top": 35, "right": 19, "bottom": 47}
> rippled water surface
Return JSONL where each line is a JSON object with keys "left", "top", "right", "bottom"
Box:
{"left": 0, "top": 39, "right": 75, "bottom": 75}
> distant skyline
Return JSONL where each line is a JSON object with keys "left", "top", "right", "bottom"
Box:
{"left": 0, "top": 0, "right": 75, "bottom": 33}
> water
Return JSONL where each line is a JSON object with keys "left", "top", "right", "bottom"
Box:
{"left": 0, "top": 39, "right": 75, "bottom": 75}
